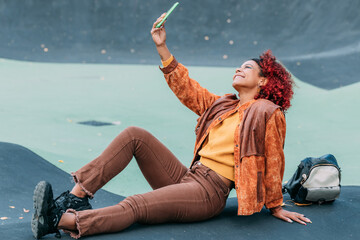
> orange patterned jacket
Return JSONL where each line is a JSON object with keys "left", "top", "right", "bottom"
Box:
{"left": 160, "top": 58, "right": 286, "bottom": 215}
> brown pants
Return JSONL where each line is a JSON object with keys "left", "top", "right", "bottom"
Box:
{"left": 66, "top": 126, "right": 231, "bottom": 239}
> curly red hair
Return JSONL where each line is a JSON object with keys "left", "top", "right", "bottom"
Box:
{"left": 254, "top": 50, "right": 294, "bottom": 112}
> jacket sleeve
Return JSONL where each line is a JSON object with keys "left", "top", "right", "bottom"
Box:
{"left": 264, "top": 109, "right": 286, "bottom": 209}
{"left": 160, "top": 57, "right": 220, "bottom": 116}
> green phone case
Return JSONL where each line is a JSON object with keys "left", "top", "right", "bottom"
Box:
{"left": 156, "top": 2, "right": 179, "bottom": 28}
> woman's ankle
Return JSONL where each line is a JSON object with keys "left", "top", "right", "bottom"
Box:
{"left": 70, "top": 184, "right": 87, "bottom": 198}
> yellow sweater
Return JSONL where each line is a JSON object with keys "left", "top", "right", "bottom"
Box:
{"left": 199, "top": 111, "right": 239, "bottom": 181}
{"left": 161, "top": 55, "right": 174, "bottom": 67}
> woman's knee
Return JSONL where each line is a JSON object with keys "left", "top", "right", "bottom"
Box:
{"left": 123, "top": 126, "right": 151, "bottom": 139}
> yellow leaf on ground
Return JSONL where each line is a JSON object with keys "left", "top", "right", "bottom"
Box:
{"left": 1, "top": 217, "right": 8, "bottom": 220}
{"left": 294, "top": 202, "right": 312, "bottom": 206}
{"left": 19, "top": 217, "right": 24, "bottom": 219}
{"left": 58, "top": 160, "right": 64, "bottom": 163}
{"left": 23, "top": 208, "right": 30, "bottom": 213}
{"left": 9, "top": 206, "right": 15, "bottom": 209}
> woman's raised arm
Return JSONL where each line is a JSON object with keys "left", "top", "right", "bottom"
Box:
{"left": 151, "top": 13, "right": 172, "bottom": 61}
{"left": 151, "top": 14, "right": 220, "bottom": 116}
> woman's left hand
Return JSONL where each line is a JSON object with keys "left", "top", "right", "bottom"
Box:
{"left": 270, "top": 206, "right": 312, "bottom": 225}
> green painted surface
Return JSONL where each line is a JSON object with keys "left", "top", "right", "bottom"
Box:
{"left": 0, "top": 58, "right": 359, "bottom": 198}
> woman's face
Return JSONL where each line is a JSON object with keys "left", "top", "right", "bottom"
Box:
{"left": 232, "top": 60, "right": 265, "bottom": 92}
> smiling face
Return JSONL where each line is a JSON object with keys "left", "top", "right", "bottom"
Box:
{"left": 232, "top": 60, "right": 267, "bottom": 93}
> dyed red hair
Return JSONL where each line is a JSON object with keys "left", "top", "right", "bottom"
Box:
{"left": 254, "top": 50, "right": 294, "bottom": 112}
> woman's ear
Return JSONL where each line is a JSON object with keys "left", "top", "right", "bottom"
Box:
{"left": 259, "top": 78, "right": 268, "bottom": 87}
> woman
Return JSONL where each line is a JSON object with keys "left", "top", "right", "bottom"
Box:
{"left": 31, "top": 14, "right": 311, "bottom": 239}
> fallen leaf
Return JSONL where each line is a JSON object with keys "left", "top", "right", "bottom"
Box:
{"left": 19, "top": 217, "right": 24, "bottom": 219}
{"left": 294, "top": 202, "right": 312, "bottom": 206}
{"left": 9, "top": 206, "right": 15, "bottom": 209}
{"left": 1, "top": 217, "right": 8, "bottom": 220}
{"left": 58, "top": 160, "right": 64, "bottom": 163}
{"left": 23, "top": 208, "right": 30, "bottom": 213}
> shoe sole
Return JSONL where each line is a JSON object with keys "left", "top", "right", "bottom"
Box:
{"left": 31, "top": 181, "right": 53, "bottom": 239}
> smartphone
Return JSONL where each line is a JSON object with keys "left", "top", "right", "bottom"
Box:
{"left": 156, "top": 2, "right": 179, "bottom": 28}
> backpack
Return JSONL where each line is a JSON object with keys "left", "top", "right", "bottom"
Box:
{"left": 282, "top": 154, "right": 341, "bottom": 204}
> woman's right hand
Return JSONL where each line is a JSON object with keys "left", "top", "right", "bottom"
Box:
{"left": 151, "top": 13, "right": 167, "bottom": 47}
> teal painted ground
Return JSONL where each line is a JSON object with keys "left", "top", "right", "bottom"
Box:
{"left": 1, "top": 58, "right": 359, "bottom": 198}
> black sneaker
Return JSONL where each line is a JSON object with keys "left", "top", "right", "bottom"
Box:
{"left": 55, "top": 190, "right": 92, "bottom": 212}
{"left": 32, "top": 181, "right": 63, "bottom": 239}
